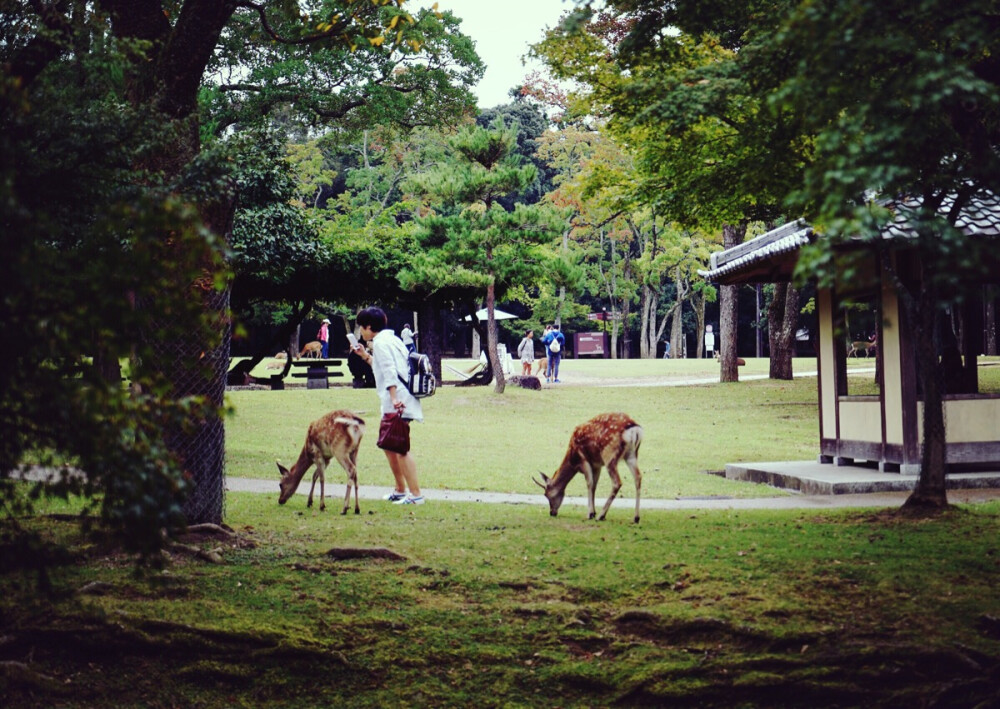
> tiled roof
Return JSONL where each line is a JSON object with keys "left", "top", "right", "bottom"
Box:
{"left": 884, "top": 191, "right": 1000, "bottom": 239}
{"left": 699, "top": 220, "right": 812, "bottom": 282}
{"left": 700, "top": 191, "right": 1000, "bottom": 283}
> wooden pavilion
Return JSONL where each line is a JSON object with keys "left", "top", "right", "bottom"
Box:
{"left": 700, "top": 194, "right": 1000, "bottom": 474}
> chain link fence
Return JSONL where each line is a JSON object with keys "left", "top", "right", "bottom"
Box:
{"left": 152, "top": 288, "right": 230, "bottom": 526}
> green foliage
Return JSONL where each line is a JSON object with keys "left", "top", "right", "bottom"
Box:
{"left": 533, "top": 2, "right": 809, "bottom": 230}
{"left": 402, "top": 118, "right": 570, "bottom": 300}
{"left": 2, "top": 0, "right": 489, "bottom": 572}
{"left": 229, "top": 129, "right": 324, "bottom": 289}
{"left": 0, "top": 37, "right": 228, "bottom": 563}
{"left": 208, "top": 4, "right": 484, "bottom": 135}
{"left": 477, "top": 99, "right": 555, "bottom": 205}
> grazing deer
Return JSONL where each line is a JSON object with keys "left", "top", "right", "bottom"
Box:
{"left": 277, "top": 410, "right": 365, "bottom": 514}
{"left": 534, "top": 356, "right": 548, "bottom": 377}
{"left": 533, "top": 413, "right": 643, "bottom": 523}
{"left": 299, "top": 341, "right": 322, "bottom": 358}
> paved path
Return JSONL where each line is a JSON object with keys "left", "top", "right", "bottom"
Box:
{"left": 227, "top": 476, "right": 1000, "bottom": 511}
{"left": 20, "top": 464, "right": 999, "bottom": 514}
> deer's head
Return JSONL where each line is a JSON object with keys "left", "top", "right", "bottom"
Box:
{"left": 276, "top": 461, "right": 298, "bottom": 505}
{"left": 532, "top": 471, "right": 565, "bottom": 517}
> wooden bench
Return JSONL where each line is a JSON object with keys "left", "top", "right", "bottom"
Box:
{"left": 290, "top": 359, "right": 344, "bottom": 389}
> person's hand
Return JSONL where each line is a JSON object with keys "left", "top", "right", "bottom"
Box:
{"left": 392, "top": 399, "right": 406, "bottom": 412}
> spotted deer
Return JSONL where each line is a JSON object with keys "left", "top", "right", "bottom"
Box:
{"left": 277, "top": 410, "right": 365, "bottom": 514}
{"left": 299, "top": 341, "right": 322, "bottom": 358}
{"left": 533, "top": 413, "right": 643, "bottom": 523}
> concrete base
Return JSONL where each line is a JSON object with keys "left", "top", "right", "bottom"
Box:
{"left": 725, "top": 460, "right": 1000, "bottom": 495}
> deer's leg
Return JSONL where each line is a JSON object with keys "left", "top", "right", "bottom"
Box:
{"left": 580, "top": 461, "right": 598, "bottom": 519}
{"left": 350, "top": 450, "right": 360, "bottom": 514}
{"left": 309, "top": 459, "right": 326, "bottom": 511}
{"left": 598, "top": 459, "right": 623, "bottom": 522}
{"left": 337, "top": 453, "right": 358, "bottom": 515}
{"left": 626, "top": 454, "right": 642, "bottom": 523}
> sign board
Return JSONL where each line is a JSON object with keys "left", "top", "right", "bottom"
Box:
{"left": 574, "top": 332, "right": 608, "bottom": 358}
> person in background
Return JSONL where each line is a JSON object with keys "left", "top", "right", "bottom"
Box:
{"left": 541, "top": 324, "right": 566, "bottom": 383}
{"left": 517, "top": 329, "right": 535, "bottom": 376}
{"left": 318, "top": 318, "right": 331, "bottom": 358}
{"left": 401, "top": 323, "right": 417, "bottom": 354}
{"left": 353, "top": 307, "right": 424, "bottom": 505}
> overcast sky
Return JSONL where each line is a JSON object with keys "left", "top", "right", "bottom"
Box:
{"left": 430, "top": 0, "right": 575, "bottom": 109}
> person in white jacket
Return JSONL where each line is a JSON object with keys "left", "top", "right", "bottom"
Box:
{"left": 354, "top": 307, "right": 424, "bottom": 505}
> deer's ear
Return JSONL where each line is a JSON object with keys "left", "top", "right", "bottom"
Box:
{"left": 276, "top": 461, "right": 289, "bottom": 477}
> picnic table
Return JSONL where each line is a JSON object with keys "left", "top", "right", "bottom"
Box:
{"left": 289, "top": 359, "right": 344, "bottom": 389}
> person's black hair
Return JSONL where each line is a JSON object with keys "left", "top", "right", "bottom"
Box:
{"left": 553, "top": 324, "right": 561, "bottom": 330}
{"left": 526, "top": 329, "right": 533, "bottom": 336}
{"left": 357, "top": 307, "right": 388, "bottom": 332}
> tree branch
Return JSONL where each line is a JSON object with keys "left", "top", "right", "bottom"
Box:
{"left": 236, "top": 0, "right": 359, "bottom": 46}
{"left": 8, "top": 0, "right": 73, "bottom": 86}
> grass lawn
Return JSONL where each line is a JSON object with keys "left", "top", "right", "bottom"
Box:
{"left": 3, "top": 493, "right": 999, "bottom": 707}
{"left": 227, "top": 357, "right": 823, "bottom": 500}
{"left": 4, "top": 357, "right": 1000, "bottom": 706}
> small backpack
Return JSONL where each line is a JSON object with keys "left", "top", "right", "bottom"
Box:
{"left": 399, "top": 350, "right": 436, "bottom": 398}
{"left": 549, "top": 338, "right": 561, "bottom": 353}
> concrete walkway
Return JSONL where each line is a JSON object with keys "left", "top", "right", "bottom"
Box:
{"left": 227, "top": 475, "right": 1000, "bottom": 511}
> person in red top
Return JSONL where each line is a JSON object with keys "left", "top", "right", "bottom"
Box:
{"left": 318, "top": 318, "right": 330, "bottom": 358}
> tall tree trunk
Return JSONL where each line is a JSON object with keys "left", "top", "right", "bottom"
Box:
{"left": 486, "top": 281, "right": 505, "bottom": 394}
{"left": 668, "top": 268, "right": 690, "bottom": 359}
{"left": 640, "top": 284, "right": 657, "bottom": 358}
{"left": 719, "top": 223, "right": 747, "bottom": 382}
{"left": 115, "top": 5, "right": 238, "bottom": 526}
{"left": 986, "top": 288, "right": 997, "bottom": 356}
{"left": 418, "top": 296, "right": 443, "bottom": 381}
{"left": 669, "top": 301, "right": 684, "bottom": 358}
{"left": 694, "top": 290, "right": 706, "bottom": 359}
{"left": 903, "top": 281, "right": 949, "bottom": 511}
{"left": 661, "top": 301, "right": 680, "bottom": 358}
{"left": 767, "top": 283, "right": 800, "bottom": 380}
{"left": 556, "top": 228, "right": 570, "bottom": 326}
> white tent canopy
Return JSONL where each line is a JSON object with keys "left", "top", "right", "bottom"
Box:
{"left": 463, "top": 308, "right": 518, "bottom": 322}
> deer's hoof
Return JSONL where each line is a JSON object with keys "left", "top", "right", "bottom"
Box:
{"left": 340, "top": 509, "right": 347, "bottom": 516}
{"left": 634, "top": 516, "right": 640, "bottom": 524}
{"left": 588, "top": 513, "right": 596, "bottom": 520}
{"left": 354, "top": 508, "right": 361, "bottom": 515}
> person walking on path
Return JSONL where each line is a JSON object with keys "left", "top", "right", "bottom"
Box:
{"left": 542, "top": 324, "right": 566, "bottom": 382}
{"left": 517, "top": 329, "right": 535, "bottom": 376}
{"left": 318, "top": 318, "right": 331, "bottom": 358}
{"left": 353, "top": 307, "right": 425, "bottom": 505}
{"left": 401, "top": 323, "right": 417, "bottom": 354}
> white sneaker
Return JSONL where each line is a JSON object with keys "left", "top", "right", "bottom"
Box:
{"left": 393, "top": 494, "right": 425, "bottom": 505}
{"left": 383, "top": 491, "right": 407, "bottom": 502}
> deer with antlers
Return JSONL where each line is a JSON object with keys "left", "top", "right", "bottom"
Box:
{"left": 534, "top": 413, "right": 643, "bottom": 523}
{"left": 277, "top": 410, "right": 365, "bottom": 514}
